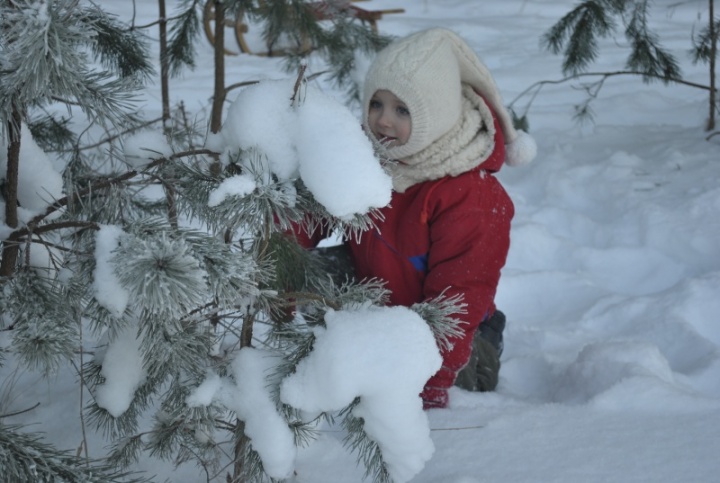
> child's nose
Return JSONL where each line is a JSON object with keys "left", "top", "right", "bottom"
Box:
{"left": 378, "top": 110, "right": 392, "bottom": 127}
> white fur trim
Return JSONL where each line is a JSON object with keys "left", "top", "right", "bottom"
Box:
{"left": 505, "top": 130, "right": 537, "bottom": 167}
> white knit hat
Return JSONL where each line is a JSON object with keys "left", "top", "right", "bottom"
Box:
{"left": 363, "top": 28, "right": 536, "bottom": 166}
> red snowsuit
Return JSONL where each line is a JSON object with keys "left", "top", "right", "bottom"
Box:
{"left": 295, "top": 117, "right": 513, "bottom": 409}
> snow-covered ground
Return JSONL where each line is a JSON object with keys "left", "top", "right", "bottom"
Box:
{"left": 5, "top": 1, "right": 720, "bottom": 482}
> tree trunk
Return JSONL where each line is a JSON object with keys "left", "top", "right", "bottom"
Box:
{"left": 210, "top": 0, "right": 226, "bottom": 133}
{"left": 231, "top": 421, "right": 250, "bottom": 483}
{"left": 0, "top": 106, "right": 22, "bottom": 277}
{"left": 158, "top": 0, "right": 171, "bottom": 128}
{"left": 158, "top": 0, "right": 178, "bottom": 227}
{"left": 708, "top": 0, "right": 717, "bottom": 131}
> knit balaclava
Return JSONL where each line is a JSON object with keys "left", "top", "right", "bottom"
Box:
{"left": 362, "top": 28, "right": 536, "bottom": 167}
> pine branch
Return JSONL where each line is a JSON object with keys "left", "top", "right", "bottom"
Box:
{"left": 0, "top": 1, "right": 144, "bottom": 129}
{"left": 624, "top": 0, "right": 682, "bottom": 81}
{"left": 691, "top": 17, "right": 720, "bottom": 63}
{"left": 83, "top": 5, "right": 155, "bottom": 80}
{"left": 23, "top": 148, "right": 215, "bottom": 226}
{"left": 542, "top": 0, "right": 680, "bottom": 81}
{"left": 167, "top": 0, "right": 204, "bottom": 76}
{"left": 340, "top": 400, "right": 392, "bottom": 483}
{"left": 28, "top": 114, "right": 75, "bottom": 152}
{"left": 0, "top": 423, "right": 152, "bottom": 483}
{"left": 410, "top": 291, "right": 466, "bottom": 353}
{"left": 3, "top": 271, "right": 79, "bottom": 374}
{"left": 541, "top": 0, "right": 618, "bottom": 76}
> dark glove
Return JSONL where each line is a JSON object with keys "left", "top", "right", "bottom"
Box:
{"left": 311, "top": 243, "right": 356, "bottom": 285}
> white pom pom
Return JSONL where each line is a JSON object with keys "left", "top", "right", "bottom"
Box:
{"left": 505, "top": 130, "right": 537, "bottom": 167}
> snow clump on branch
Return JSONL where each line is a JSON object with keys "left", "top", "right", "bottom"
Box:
{"left": 217, "top": 79, "right": 392, "bottom": 220}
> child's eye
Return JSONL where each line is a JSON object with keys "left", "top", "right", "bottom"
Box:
{"left": 397, "top": 105, "right": 410, "bottom": 116}
{"left": 369, "top": 99, "right": 382, "bottom": 110}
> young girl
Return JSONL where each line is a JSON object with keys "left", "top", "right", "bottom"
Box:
{"left": 297, "top": 28, "right": 535, "bottom": 408}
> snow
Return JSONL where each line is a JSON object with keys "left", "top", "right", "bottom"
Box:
{"left": 280, "top": 306, "right": 441, "bottom": 483}
{"left": 221, "top": 79, "right": 301, "bottom": 180}
{"left": 182, "top": 305, "right": 440, "bottom": 483}
{"left": 123, "top": 129, "right": 172, "bottom": 168}
{"left": 219, "top": 78, "right": 392, "bottom": 219}
{"left": 220, "top": 348, "right": 298, "bottom": 480}
{"left": 0, "top": 123, "right": 64, "bottom": 221}
{"left": 4, "top": 0, "right": 720, "bottom": 482}
{"left": 208, "top": 174, "right": 257, "bottom": 206}
{"left": 94, "top": 323, "right": 147, "bottom": 418}
{"left": 0, "top": 122, "right": 65, "bottom": 277}
{"left": 93, "top": 225, "right": 130, "bottom": 318}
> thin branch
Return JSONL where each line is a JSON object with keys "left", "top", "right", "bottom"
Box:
{"left": 3, "top": 222, "right": 100, "bottom": 254}
{"left": 71, "top": 354, "right": 90, "bottom": 464}
{"left": 431, "top": 424, "right": 485, "bottom": 431}
{"left": 240, "top": 305, "right": 255, "bottom": 348}
{"left": 224, "top": 70, "right": 329, "bottom": 97}
{"left": 24, "top": 236, "right": 85, "bottom": 254}
{"left": 315, "top": 423, "right": 486, "bottom": 433}
{"left": 509, "top": 70, "right": 718, "bottom": 115}
{"left": 130, "top": 12, "right": 187, "bottom": 30}
{"left": 2, "top": 148, "right": 219, "bottom": 262}
{"left": 60, "top": 116, "right": 165, "bottom": 153}
{"left": 291, "top": 63, "right": 308, "bottom": 107}
{"left": 278, "top": 291, "right": 342, "bottom": 310}
{"left": 0, "top": 402, "right": 41, "bottom": 419}
{"left": 28, "top": 148, "right": 218, "bottom": 225}
{"left": 224, "top": 80, "right": 260, "bottom": 96}
{"left": 178, "top": 443, "right": 212, "bottom": 483}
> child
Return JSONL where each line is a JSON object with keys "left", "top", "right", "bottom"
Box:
{"left": 298, "top": 28, "right": 536, "bottom": 409}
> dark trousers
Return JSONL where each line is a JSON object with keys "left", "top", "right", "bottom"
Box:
{"left": 454, "top": 310, "right": 505, "bottom": 392}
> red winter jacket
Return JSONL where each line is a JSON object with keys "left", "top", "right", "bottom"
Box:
{"left": 294, "top": 114, "right": 513, "bottom": 409}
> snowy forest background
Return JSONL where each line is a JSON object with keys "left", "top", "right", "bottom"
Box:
{"left": 1, "top": 1, "right": 720, "bottom": 482}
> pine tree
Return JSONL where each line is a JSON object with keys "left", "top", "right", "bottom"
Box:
{"left": 0, "top": 1, "right": 153, "bottom": 479}
{"left": 2, "top": 2, "right": 458, "bottom": 483}
{"left": 518, "top": 0, "right": 718, "bottom": 129}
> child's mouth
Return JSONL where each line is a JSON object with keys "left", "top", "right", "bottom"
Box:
{"left": 377, "top": 135, "right": 397, "bottom": 145}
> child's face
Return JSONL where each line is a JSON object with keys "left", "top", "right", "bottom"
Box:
{"left": 367, "top": 90, "right": 411, "bottom": 148}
